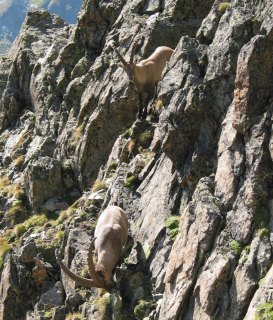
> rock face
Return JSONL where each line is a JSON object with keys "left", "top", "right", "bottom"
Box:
{"left": 0, "top": 0, "right": 273, "bottom": 319}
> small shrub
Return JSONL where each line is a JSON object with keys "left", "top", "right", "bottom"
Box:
{"left": 230, "top": 240, "right": 243, "bottom": 256}
{"left": 139, "top": 130, "right": 153, "bottom": 148}
{"left": 93, "top": 292, "right": 111, "bottom": 319}
{"left": 255, "top": 302, "right": 273, "bottom": 320}
{"left": 134, "top": 299, "right": 156, "bottom": 320}
{"left": 218, "top": 2, "right": 230, "bottom": 12}
{"left": 107, "top": 161, "right": 118, "bottom": 176}
{"left": 0, "top": 237, "right": 10, "bottom": 271}
{"left": 43, "top": 310, "right": 53, "bottom": 319}
{"left": 258, "top": 228, "right": 270, "bottom": 239}
{"left": 245, "top": 245, "right": 250, "bottom": 254}
{"left": 124, "top": 175, "right": 139, "bottom": 190}
{"left": 92, "top": 180, "right": 107, "bottom": 193}
{"left": 123, "top": 128, "right": 132, "bottom": 139}
{"left": 79, "top": 211, "right": 88, "bottom": 219}
{"left": 165, "top": 216, "right": 180, "bottom": 240}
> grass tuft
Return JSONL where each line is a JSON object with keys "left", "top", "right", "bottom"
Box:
{"left": 0, "top": 237, "right": 10, "bottom": 271}
{"left": 14, "top": 213, "right": 49, "bottom": 238}
{"left": 255, "top": 302, "right": 273, "bottom": 320}
{"left": 165, "top": 216, "right": 180, "bottom": 240}
{"left": 218, "top": 2, "right": 230, "bottom": 12}
{"left": 92, "top": 180, "right": 107, "bottom": 193}
{"left": 230, "top": 240, "right": 243, "bottom": 256}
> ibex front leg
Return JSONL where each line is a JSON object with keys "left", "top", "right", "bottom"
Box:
{"left": 142, "top": 89, "right": 155, "bottom": 119}
{"left": 138, "top": 93, "right": 143, "bottom": 119}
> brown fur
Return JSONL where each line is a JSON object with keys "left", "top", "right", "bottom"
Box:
{"left": 56, "top": 206, "right": 129, "bottom": 290}
{"left": 116, "top": 43, "right": 174, "bottom": 118}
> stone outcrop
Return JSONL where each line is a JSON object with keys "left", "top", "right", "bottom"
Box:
{"left": 0, "top": 0, "right": 273, "bottom": 319}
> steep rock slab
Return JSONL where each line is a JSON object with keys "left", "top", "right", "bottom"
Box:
{"left": 159, "top": 176, "right": 222, "bottom": 319}
{"left": 233, "top": 35, "right": 273, "bottom": 134}
{"left": 0, "top": 10, "right": 69, "bottom": 131}
{"left": 244, "top": 264, "right": 273, "bottom": 320}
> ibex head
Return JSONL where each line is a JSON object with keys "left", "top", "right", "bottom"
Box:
{"left": 56, "top": 206, "right": 129, "bottom": 291}
{"left": 56, "top": 237, "right": 111, "bottom": 290}
{"left": 115, "top": 40, "right": 140, "bottom": 82}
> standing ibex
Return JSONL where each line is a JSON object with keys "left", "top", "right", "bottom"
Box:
{"left": 56, "top": 206, "right": 129, "bottom": 290}
{"left": 115, "top": 39, "right": 174, "bottom": 119}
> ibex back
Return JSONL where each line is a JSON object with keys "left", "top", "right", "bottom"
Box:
{"left": 115, "top": 40, "right": 173, "bottom": 119}
{"left": 56, "top": 206, "right": 129, "bottom": 290}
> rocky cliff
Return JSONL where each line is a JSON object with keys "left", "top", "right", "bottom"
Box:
{"left": 0, "top": 0, "right": 273, "bottom": 319}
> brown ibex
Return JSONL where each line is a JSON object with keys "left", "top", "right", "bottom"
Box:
{"left": 56, "top": 206, "right": 129, "bottom": 290}
{"left": 115, "top": 40, "right": 174, "bottom": 119}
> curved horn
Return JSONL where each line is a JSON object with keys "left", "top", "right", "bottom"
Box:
{"left": 87, "top": 238, "right": 105, "bottom": 287}
{"left": 55, "top": 249, "right": 105, "bottom": 289}
{"left": 115, "top": 48, "right": 128, "bottom": 67}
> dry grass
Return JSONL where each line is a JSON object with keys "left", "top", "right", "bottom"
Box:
{"left": 218, "top": 2, "right": 230, "bottom": 12}
{"left": 65, "top": 312, "right": 83, "bottom": 320}
{"left": 0, "top": 237, "right": 10, "bottom": 271}
{"left": 70, "top": 124, "right": 84, "bottom": 147}
{"left": 13, "top": 155, "right": 25, "bottom": 169}
{"left": 92, "top": 180, "right": 107, "bottom": 193}
{"left": 0, "top": 175, "right": 10, "bottom": 196}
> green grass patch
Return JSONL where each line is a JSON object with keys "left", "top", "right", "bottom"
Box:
{"left": 139, "top": 130, "right": 153, "bottom": 148}
{"left": 14, "top": 213, "right": 49, "bottom": 237}
{"left": 56, "top": 230, "right": 64, "bottom": 241}
{"left": 258, "top": 228, "right": 270, "bottom": 239}
{"left": 165, "top": 215, "right": 180, "bottom": 240}
{"left": 255, "top": 302, "right": 273, "bottom": 320}
{"left": 230, "top": 240, "right": 243, "bottom": 256}
{"left": 124, "top": 174, "right": 140, "bottom": 190}
{"left": 245, "top": 245, "right": 250, "bottom": 254}
{"left": 93, "top": 291, "right": 111, "bottom": 320}
{"left": 123, "top": 128, "right": 132, "bottom": 139}
{"left": 134, "top": 299, "right": 156, "bottom": 320}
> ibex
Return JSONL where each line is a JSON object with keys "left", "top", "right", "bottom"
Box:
{"left": 56, "top": 206, "right": 129, "bottom": 290}
{"left": 115, "top": 40, "right": 174, "bottom": 119}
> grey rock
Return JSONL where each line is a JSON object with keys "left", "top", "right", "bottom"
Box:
{"left": 20, "top": 241, "right": 37, "bottom": 263}
{"left": 40, "top": 281, "right": 64, "bottom": 306}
